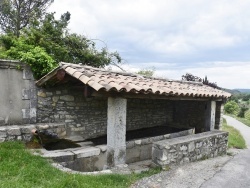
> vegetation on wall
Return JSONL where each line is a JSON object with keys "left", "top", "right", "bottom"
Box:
{"left": 0, "top": 1, "right": 121, "bottom": 79}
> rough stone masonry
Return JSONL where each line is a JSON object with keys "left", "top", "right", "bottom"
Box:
{"left": 152, "top": 130, "right": 228, "bottom": 167}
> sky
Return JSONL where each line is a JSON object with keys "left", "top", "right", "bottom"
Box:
{"left": 49, "top": 0, "right": 250, "bottom": 89}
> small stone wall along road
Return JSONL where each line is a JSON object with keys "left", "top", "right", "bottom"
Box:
{"left": 131, "top": 115, "right": 250, "bottom": 188}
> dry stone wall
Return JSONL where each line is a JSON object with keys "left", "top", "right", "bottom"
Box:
{"left": 37, "top": 86, "right": 220, "bottom": 139}
{"left": 37, "top": 87, "right": 107, "bottom": 139}
{"left": 152, "top": 130, "right": 228, "bottom": 167}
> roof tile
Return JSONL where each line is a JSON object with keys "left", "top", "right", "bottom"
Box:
{"left": 36, "top": 62, "right": 231, "bottom": 99}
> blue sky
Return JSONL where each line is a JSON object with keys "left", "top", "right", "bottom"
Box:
{"left": 49, "top": 0, "right": 250, "bottom": 89}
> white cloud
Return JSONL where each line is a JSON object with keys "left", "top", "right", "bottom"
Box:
{"left": 49, "top": 0, "right": 250, "bottom": 89}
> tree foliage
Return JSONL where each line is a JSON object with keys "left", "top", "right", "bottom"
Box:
{"left": 137, "top": 67, "right": 155, "bottom": 77}
{"left": 0, "top": 0, "right": 53, "bottom": 37}
{"left": 182, "top": 73, "right": 220, "bottom": 89}
{"left": 181, "top": 73, "right": 202, "bottom": 82}
{"left": 0, "top": 11, "right": 122, "bottom": 79}
{"left": 224, "top": 101, "right": 240, "bottom": 115}
{"left": 238, "top": 106, "right": 248, "bottom": 118}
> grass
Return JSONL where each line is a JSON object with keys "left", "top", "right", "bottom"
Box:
{"left": 0, "top": 141, "right": 161, "bottom": 188}
{"left": 235, "top": 116, "right": 250, "bottom": 127}
{"left": 225, "top": 113, "right": 250, "bottom": 127}
{"left": 222, "top": 118, "right": 247, "bottom": 149}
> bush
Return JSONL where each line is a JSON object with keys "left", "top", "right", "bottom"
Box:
{"left": 245, "top": 109, "right": 250, "bottom": 121}
{"left": 238, "top": 106, "right": 249, "bottom": 118}
{"left": 224, "top": 101, "right": 239, "bottom": 115}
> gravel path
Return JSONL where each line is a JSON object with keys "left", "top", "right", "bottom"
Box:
{"left": 131, "top": 115, "right": 250, "bottom": 188}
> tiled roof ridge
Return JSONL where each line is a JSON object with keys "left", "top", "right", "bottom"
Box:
{"left": 37, "top": 62, "right": 231, "bottom": 98}
{"left": 59, "top": 62, "right": 204, "bottom": 86}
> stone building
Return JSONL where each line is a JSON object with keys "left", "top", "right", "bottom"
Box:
{"left": 0, "top": 60, "right": 231, "bottom": 169}
{"left": 35, "top": 62, "right": 230, "bottom": 168}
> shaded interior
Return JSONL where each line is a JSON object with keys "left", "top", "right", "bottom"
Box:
{"left": 32, "top": 126, "right": 187, "bottom": 151}
{"left": 86, "top": 126, "right": 187, "bottom": 145}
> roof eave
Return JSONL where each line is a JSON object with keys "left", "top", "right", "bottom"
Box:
{"left": 36, "top": 66, "right": 61, "bottom": 86}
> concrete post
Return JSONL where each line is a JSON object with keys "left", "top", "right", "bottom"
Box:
{"left": 205, "top": 101, "right": 216, "bottom": 131}
{"left": 106, "top": 97, "right": 127, "bottom": 168}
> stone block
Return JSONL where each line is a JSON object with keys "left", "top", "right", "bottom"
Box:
{"left": 96, "top": 145, "right": 107, "bottom": 152}
{"left": 52, "top": 96, "right": 59, "bottom": 102}
{"left": 188, "top": 141, "right": 195, "bottom": 152}
{"left": 22, "top": 109, "right": 30, "bottom": 119}
{"left": 0, "top": 138, "right": 5, "bottom": 142}
{"left": 46, "top": 92, "right": 53, "bottom": 96}
{"left": 43, "top": 151, "right": 75, "bottom": 162}
{"left": 7, "top": 128, "right": 21, "bottom": 136}
{"left": 30, "top": 99, "right": 37, "bottom": 108}
{"left": 126, "top": 141, "right": 135, "bottom": 149}
{"left": 73, "top": 147, "right": 101, "bottom": 158}
{"left": 0, "top": 131, "right": 7, "bottom": 137}
{"left": 22, "top": 89, "right": 30, "bottom": 100}
{"left": 20, "top": 126, "right": 35, "bottom": 134}
{"left": 23, "top": 68, "right": 32, "bottom": 80}
{"left": 135, "top": 140, "right": 142, "bottom": 145}
{"left": 37, "top": 91, "right": 47, "bottom": 98}
{"left": 60, "top": 95, "right": 74, "bottom": 101}
{"left": 30, "top": 108, "right": 36, "bottom": 118}
{"left": 30, "top": 89, "right": 37, "bottom": 99}
{"left": 0, "top": 117, "right": 4, "bottom": 125}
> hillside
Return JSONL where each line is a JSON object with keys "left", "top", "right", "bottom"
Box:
{"left": 235, "top": 89, "right": 250, "bottom": 93}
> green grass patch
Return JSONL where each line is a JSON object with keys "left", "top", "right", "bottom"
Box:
{"left": 222, "top": 119, "right": 247, "bottom": 149}
{"left": 225, "top": 113, "right": 250, "bottom": 127}
{"left": 0, "top": 141, "right": 161, "bottom": 188}
{"left": 235, "top": 117, "right": 250, "bottom": 127}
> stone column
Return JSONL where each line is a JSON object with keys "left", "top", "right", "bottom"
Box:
{"left": 106, "top": 97, "right": 127, "bottom": 168}
{"left": 205, "top": 101, "right": 216, "bottom": 131}
{"left": 217, "top": 103, "right": 224, "bottom": 130}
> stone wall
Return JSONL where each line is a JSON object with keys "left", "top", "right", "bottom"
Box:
{"left": 126, "top": 128, "right": 194, "bottom": 163}
{"left": 171, "top": 100, "right": 208, "bottom": 133}
{"left": 0, "top": 123, "right": 65, "bottom": 143}
{"left": 0, "top": 60, "right": 37, "bottom": 125}
{"left": 37, "top": 128, "right": 194, "bottom": 172}
{"left": 37, "top": 87, "right": 107, "bottom": 139}
{"left": 127, "top": 99, "right": 173, "bottom": 130}
{"left": 152, "top": 130, "right": 228, "bottom": 167}
{"left": 37, "top": 85, "right": 222, "bottom": 139}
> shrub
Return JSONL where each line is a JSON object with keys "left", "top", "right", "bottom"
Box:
{"left": 238, "top": 106, "right": 249, "bottom": 118}
{"left": 224, "top": 101, "right": 239, "bottom": 115}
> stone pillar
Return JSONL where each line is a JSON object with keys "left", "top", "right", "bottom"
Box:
{"left": 205, "top": 101, "right": 216, "bottom": 131}
{"left": 106, "top": 97, "right": 127, "bottom": 168}
{"left": 218, "top": 103, "right": 224, "bottom": 130}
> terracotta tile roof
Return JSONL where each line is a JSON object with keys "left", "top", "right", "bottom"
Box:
{"left": 36, "top": 62, "right": 231, "bottom": 99}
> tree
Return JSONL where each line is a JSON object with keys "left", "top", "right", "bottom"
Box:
{"left": 182, "top": 73, "right": 220, "bottom": 89}
{"left": 182, "top": 73, "right": 202, "bottom": 82}
{"left": 0, "top": 11, "right": 122, "bottom": 79}
{"left": 0, "top": 34, "right": 56, "bottom": 78}
{"left": 137, "top": 67, "right": 155, "bottom": 77}
{"left": 224, "top": 101, "right": 239, "bottom": 115}
{"left": 0, "top": 0, "right": 54, "bottom": 37}
{"left": 238, "top": 106, "right": 248, "bottom": 118}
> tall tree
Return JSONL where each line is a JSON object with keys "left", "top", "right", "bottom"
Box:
{"left": 0, "top": 12, "right": 122, "bottom": 79}
{"left": 0, "top": 0, "right": 54, "bottom": 37}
